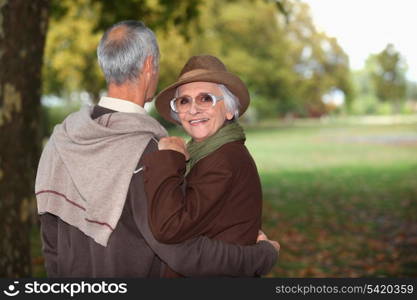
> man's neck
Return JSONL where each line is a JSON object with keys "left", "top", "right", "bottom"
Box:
{"left": 107, "top": 82, "right": 146, "bottom": 107}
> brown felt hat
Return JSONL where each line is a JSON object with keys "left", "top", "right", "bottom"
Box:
{"left": 155, "top": 55, "right": 250, "bottom": 124}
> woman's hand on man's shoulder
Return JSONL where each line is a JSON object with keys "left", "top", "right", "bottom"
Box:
{"left": 158, "top": 136, "right": 190, "bottom": 160}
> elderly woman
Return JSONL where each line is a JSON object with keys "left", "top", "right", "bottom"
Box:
{"left": 142, "top": 55, "right": 277, "bottom": 277}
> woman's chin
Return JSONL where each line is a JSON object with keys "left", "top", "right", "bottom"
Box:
{"left": 191, "top": 135, "right": 208, "bottom": 142}
{"left": 183, "top": 127, "right": 209, "bottom": 142}
{"left": 189, "top": 131, "right": 210, "bottom": 142}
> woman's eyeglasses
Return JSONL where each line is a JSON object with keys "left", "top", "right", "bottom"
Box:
{"left": 170, "top": 93, "right": 224, "bottom": 113}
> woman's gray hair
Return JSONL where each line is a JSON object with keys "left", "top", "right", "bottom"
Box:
{"left": 218, "top": 84, "right": 240, "bottom": 119}
{"left": 97, "top": 20, "right": 160, "bottom": 85}
{"left": 170, "top": 83, "right": 240, "bottom": 122}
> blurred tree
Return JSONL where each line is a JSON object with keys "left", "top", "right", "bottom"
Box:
{"left": 90, "top": 0, "right": 202, "bottom": 39}
{"left": 156, "top": 0, "right": 297, "bottom": 119}
{"left": 43, "top": 0, "right": 203, "bottom": 102}
{"left": 286, "top": 1, "right": 353, "bottom": 116}
{"left": 43, "top": 0, "right": 103, "bottom": 101}
{"left": 351, "top": 68, "right": 379, "bottom": 115}
{"left": 369, "top": 44, "right": 407, "bottom": 113}
{"left": 0, "top": 0, "right": 50, "bottom": 277}
{"left": 353, "top": 68, "right": 375, "bottom": 98}
{"left": 406, "top": 80, "right": 417, "bottom": 101}
{"left": 214, "top": 0, "right": 297, "bottom": 117}
{"left": 157, "top": 0, "right": 352, "bottom": 119}
{"left": 43, "top": 0, "right": 351, "bottom": 120}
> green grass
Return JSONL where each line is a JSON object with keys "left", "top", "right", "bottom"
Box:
{"left": 32, "top": 117, "right": 417, "bottom": 277}
{"left": 243, "top": 120, "right": 417, "bottom": 277}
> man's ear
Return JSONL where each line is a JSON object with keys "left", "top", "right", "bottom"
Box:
{"left": 143, "top": 55, "right": 154, "bottom": 79}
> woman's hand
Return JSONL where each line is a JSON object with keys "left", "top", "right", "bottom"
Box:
{"left": 257, "top": 230, "right": 280, "bottom": 252}
{"left": 158, "top": 137, "right": 190, "bottom": 160}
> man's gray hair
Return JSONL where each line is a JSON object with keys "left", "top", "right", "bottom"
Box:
{"left": 97, "top": 20, "right": 160, "bottom": 85}
{"left": 170, "top": 83, "right": 240, "bottom": 122}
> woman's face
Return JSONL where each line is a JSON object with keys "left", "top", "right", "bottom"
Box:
{"left": 177, "top": 81, "right": 234, "bottom": 142}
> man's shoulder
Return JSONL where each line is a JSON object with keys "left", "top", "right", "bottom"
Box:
{"left": 142, "top": 138, "right": 159, "bottom": 156}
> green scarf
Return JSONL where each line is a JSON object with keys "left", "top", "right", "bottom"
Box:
{"left": 186, "top": 121, "right": 246, "bottom": 175}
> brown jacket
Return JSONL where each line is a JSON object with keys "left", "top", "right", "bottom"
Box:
{"left": 39, "top": 106, "right": 277, "bottom": 277}
{"left": 143, "top": 139, "right": 264, "bottom": 277}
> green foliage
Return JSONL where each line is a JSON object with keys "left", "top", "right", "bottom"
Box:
{"left": 44, "top": 0, "right": 203, "bottom": 101}
{"left": 284, "top": 2, "right": 353, "bottom": 115}
{"left": 369, "top": 44, "right": 407, "bottom": 105}
{"left": 350, "top": 94, "right": 393, "bottom": 115}
{"left": 41, "top": 102, "right": 82, "bottom": 137}
{"left": 43, "top": 0, "right": 104, "bottom": 100}
{"left": 352, "top": 44, "right": 410, "bottom": 115}
{"left": 406, "top": 80, "right": 417, "bottom": 101}
{"left": 90, "top": 0, "right": 203, "bottom": 39}
{"left": 148, "top": 103, "right": 178, "bottom": 130}
{"left": 157, "top": 0, "right": 353, "bottom": 119}
{"left": 43, "top": 0, "right": 352, "bottom": 119}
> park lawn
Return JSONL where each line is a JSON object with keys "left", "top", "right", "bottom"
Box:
{"left": 31, "top": 119, "right": 417, "bottom": 277}
{"left": 244, "top": 121, "right": 417, "bottom": 277}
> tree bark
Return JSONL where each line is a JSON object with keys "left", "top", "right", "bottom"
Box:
{"left": 0, "top": 0, "right": 49, "bottom": 277}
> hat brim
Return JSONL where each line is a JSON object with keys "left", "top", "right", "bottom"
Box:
{"left": 155, "top": 70, "right": 250, "bottom": 124}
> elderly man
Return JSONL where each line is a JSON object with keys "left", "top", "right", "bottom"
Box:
{"left": 35, "top": 20, "right": 278, "bottom": 277}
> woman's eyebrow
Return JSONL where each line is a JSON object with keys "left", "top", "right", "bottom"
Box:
{"left": 178, "top": 92, "right": 208, "bottom": 97}
{"left": 177, "top": 93, "right": 191, "bottom": 98}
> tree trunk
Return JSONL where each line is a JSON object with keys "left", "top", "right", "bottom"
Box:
{"left": 0, "top": 0, "right": 49, "bottom": 277}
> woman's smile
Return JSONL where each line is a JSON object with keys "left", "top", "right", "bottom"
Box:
{"left": 189, "top": 118, "right": 210, "bottom": 125}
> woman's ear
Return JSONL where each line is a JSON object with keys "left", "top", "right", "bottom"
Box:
{"left": 226, "top": 111, "right": 234, "bottom": 120}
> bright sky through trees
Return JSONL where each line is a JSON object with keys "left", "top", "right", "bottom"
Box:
{"left": 303, "top": 0, "right": 417, "bottom": 81}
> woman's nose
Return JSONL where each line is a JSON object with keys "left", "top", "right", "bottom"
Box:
{"left": 188, "top": 100, "right": 199, "bottom": 114}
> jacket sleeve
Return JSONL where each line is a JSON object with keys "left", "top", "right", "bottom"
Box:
{"left": 130, "top": 169, "right": 278, "bottom": 277}
{"left": 143, "top": 149, "right": 233, "bottom": 243}
{"left": 39, "top": 213, "right": 58, "bottom": 277}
